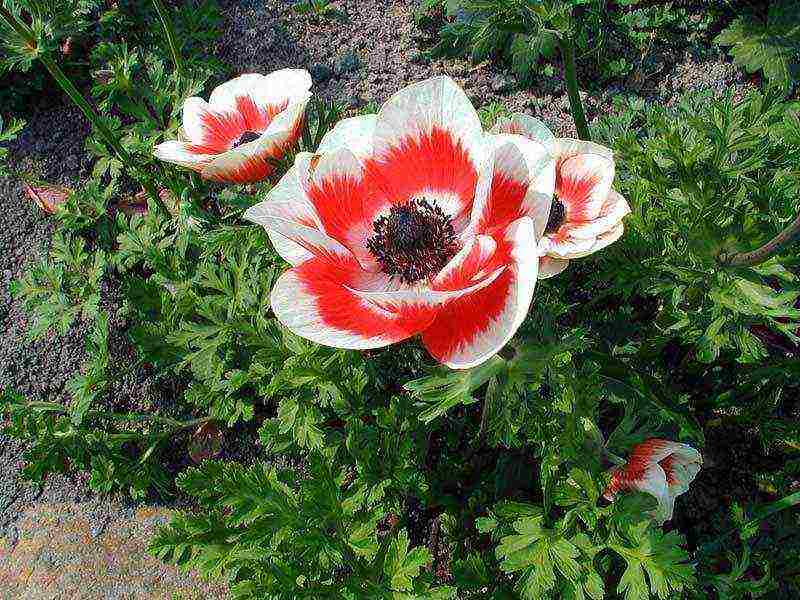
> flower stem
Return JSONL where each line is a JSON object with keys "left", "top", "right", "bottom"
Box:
{"left": 718, "top": 210, "right": 800, "bottom": 267}
{"left": 0, "top": 6, "right": 169, "bottom": 217}
{"left": 0, "top": 5, "right": 31, "bottom": 43}
{"left": 22, "top": 399, "right": 213, "bottom": 433}
{"left": 557, "top": 34, "right": 591, "bottom": 141}
{"left": 151, "top": 0, "right": 183, "bottom": 77}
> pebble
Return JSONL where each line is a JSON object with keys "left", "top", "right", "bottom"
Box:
{"left": 309, "top": 63, "right": 334, "bottom": 83}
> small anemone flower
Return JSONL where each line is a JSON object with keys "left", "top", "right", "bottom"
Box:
{"left": 244, "top": 76, "right": 556, "bottom": 368}
{"left": 492, "top": 115, "right": 631, "bottom": 278}
{"left": 604, "top": 439, "right": 702, "bottom": 524}
{"left": 154, "top": 70, "right": 312, "bottom": 184}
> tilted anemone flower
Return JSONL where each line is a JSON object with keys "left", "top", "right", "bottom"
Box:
{"left": 604, "top": 439, "right": 702, "bottom": 524}
{"left": 492, "top": 115, "right": 631, "bottom": 278}
{"left": 244, "top": 76, "right": 556, "bottom": 368}
{"left": 154, "top": 70, "right": 312, "bottom": 184}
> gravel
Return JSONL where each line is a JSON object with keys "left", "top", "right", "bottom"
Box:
{"left": 212, "top": 0, "right": 752, "bottom": 134}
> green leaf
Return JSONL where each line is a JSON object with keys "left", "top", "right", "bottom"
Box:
{"left": 405, "top": 356, "right": 506, "bottom": 423}
{"left": 384, "top": 529, "right": 431, "bottom": 592}
{"left": 716, "top": 1, "right": 800, "bottom": 90}
{"left": 612, "top": 528, "right": 695, "bottom": 600}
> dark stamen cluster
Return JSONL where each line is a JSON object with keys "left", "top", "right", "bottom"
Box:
{"left": 232, "top": 130, "right": 260, "bottom": 149}
{"left": 544, "top": 198, "right": 566, "bottom": 234}
{"left": 367, "top": 198, "right": 458, "bottom": 284}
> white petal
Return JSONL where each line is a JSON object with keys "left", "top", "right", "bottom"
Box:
{"left": 631, "top": 463, "right": 675, "bottom": 524}
{"left": 253, "top": 214, "right": 353, "bottom": 264}
{"left": 553, "top": 138, "right": 614, "bottom": 162}
{"left": 538, "top": 256, "right": 569, "bottom": 279}
{"left": 422, "top": 217, "right": 539, "bottom": 369}
{"left": 209, "top": 70, "right": 312, "bottom": 114}
{"left": 567, "top": 189, "right": 631, "bottom": 240}
{"left": 434, "top": 235, "right": 498, "bottom": 290}
{"left": 469, "top": 135, "right": 555, "bottom": 239}
{"left": 541, "top": 234, "right": 597, "bottom": 259}
{"left": 200, "top": 100, "right": 308, "bottom": 184}
{"left": 255, "top": 68, "right": 313, "bottom": 106}
{"left": 588, "top": 221, "right": 625, "bottom": 253}
{"left": 263, "top": 97, "right": 311, "bottom": 137}
{"left": 302, "top": 147, "right": 378, "bottom": 270}
{"left": 558, "top": 153, "right": 615, "bottom": 222}
{"left": 182, "top": 97, "right": 212, "bottom": 145}
{"left": 491, "top": 113, "right": 555, "bottom": 149}
{"left": 317, "top": 114, "right": 377, "bottom": 159}
{"left": 244, "top": 164, "right": 323, "bottom": 265}
{"left": 270, "top": 256, "right": 436, "bottom": 350}
{"left": 373, "top": 75, "right": 485, "bottom": 168}
{"left": 154, "top": 140, "right": 214, "bottom": 170}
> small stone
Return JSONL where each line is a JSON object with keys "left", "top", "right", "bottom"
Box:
{"left": 337, "top": 51, "right": 360, "bottom": 75}
{"left": 491, "top": 75, "right": 511, "bottom": 93}
{"left": 309, "top": 63, "right": 334, "bottom": 83}
{"left": 5, "top": 525, "right": 19, "bottom": 549}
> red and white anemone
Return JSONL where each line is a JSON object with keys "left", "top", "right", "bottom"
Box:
{"left": 492, "top": 115, "right": 631, "bottom": 279}
{"left": 154, "top": 70, "right": 312, "bottom": 184}
{"left": 604, "top": 439, "right": 702, "bottom": 524}
{"left": 245, "top": 76, "right": 556, "bottom": 368}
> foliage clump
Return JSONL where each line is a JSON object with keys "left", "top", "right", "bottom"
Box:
{"left": 416, "top": 0, "right": 726, "bottom": 84}
{"left": 716, "top": 0, "right": 800, "bottom": 92}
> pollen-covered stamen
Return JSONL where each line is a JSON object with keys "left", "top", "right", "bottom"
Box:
{"left": 544, "top": 198, "right": 566, "bottom": 234}
{"left": 367, "top": 198, "right": 458, "bottom": 284}
{"left": 232, "top": 130, "right": 261, "bottom": 149}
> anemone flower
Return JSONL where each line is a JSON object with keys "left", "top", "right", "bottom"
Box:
{"left": 245, "top": 76, "right": 556, "bottom": 368}
{"left": 154, "top": 70, "right": 312, "bottom": 184}
{"left": 492, "top": 115, "right": 631, "bottom": 278}
{"left": 604, "top": 439, "right": 702, "bottom": 524}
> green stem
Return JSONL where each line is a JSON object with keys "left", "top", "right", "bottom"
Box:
{"left": 0, "top": 6, "right": 169, "bottom": 217}
{"left": 699, "top": 491, "right": 800, "bottom": 554}
{"left": 0, "top": 5, "right": 32, "bottom": 42}
{"left": 557, "top": 34, "right": 591, "bottom": 141}
{"left": 718, "top": 209, "right": 800, "bottom": 267}
{"left": 151, "top": 0, "right": 183, "bottom": 77}
{"left": 22, "top": 399, "right": 213, "bottom": 433}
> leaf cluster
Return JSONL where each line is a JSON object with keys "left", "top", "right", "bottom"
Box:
{"left": 716, "top": 0, "right": 800, "bottom": 92}
{"left": 417, "top": 0, "right": 725, "bottom": 84}
{"left": 592, "top": 90, "right": 800, "bottom": 364}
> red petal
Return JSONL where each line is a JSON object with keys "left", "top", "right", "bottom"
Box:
{"left": 271, "top": 252, "right": 437, "bottom": 349}
{"left": 421, "top": 217, "right": 538, "bottom": 368}
{"left": 188, "top": 99, "right": 289, "bottom": 155}
{"left": 363, "top": 126, "right": 478, "bottom": 229}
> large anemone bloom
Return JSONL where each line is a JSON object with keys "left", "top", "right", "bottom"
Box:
{"left": 492, "top": 116, "right": 631, "bottom": 278}
{"left": 245, "top": 76, "right": 556, "bottom": 368}
{"left": 154, "top": 70, "right": 312, "bottom": 184}
{"left": 604, "top": 439, "right": 702, "bottom": 524}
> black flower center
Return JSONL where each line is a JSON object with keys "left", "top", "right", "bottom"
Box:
{"left": 367, "top": 198, "right": 458, "bottom": 284}
{"left": 544, "top": 198, "right": 566, "bottom": 234}
{"left": 232, "top": 130, "right": 260, "bottom": 149}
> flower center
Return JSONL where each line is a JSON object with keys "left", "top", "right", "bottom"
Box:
{"left": 544, "top": 198, "right": 566, "bottom": 234}
{"left": 367, "top": 198, "right": 458, "bottom": 284}
{"left": 232, "top": 130, "right": 260, "bottom": 149}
